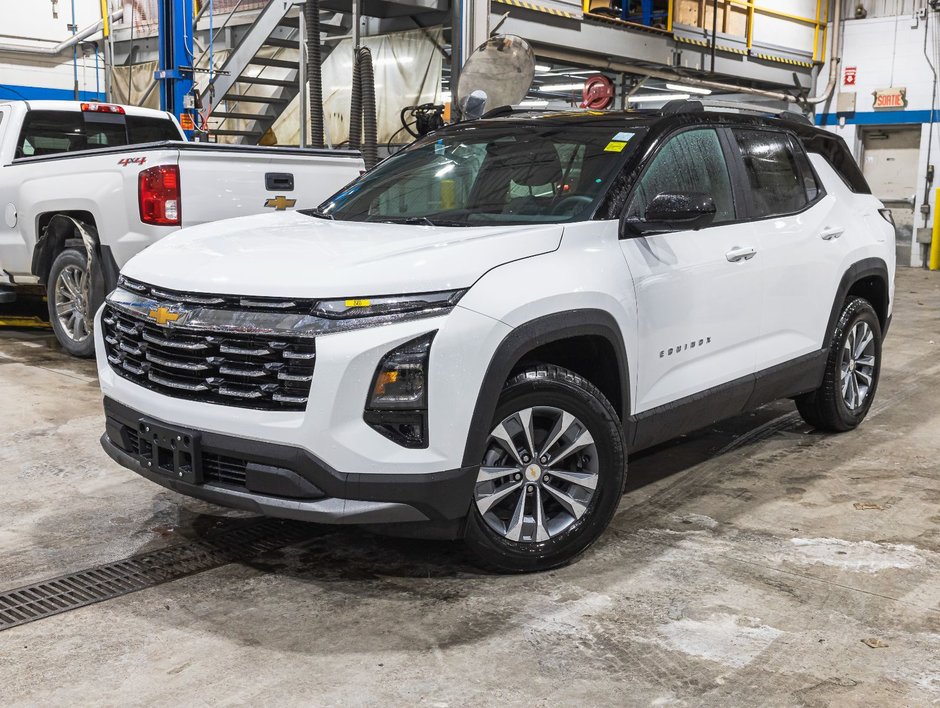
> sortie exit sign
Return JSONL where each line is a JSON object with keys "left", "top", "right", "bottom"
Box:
{"left": 872, "top": 87, "right": 907, "bottom": 109}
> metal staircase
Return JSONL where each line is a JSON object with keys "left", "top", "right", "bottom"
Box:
{"left": 205, "top": 0, "right": 347, "bottom": 144}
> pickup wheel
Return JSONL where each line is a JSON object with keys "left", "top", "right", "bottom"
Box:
{"left": 796, "top": 297, "right": 882, "bottom": 432}
{"left": 464, "top": 365, "right": 627, "bottom": 573}
{"left": 47, "top": 248, "right": 103, "bottom": 358}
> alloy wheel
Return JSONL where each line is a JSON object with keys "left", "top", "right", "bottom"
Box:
{"left": 54, "top": 264, "right": 91, "bottom": 343}
{"left": 841, "top": 320, "right": 876, "bottom": 410}
{"left": 474, "top": 406, "right": 599, "bottom": 543}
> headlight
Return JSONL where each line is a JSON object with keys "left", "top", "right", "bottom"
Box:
{"left": 312, "top": 290, "right": 465, "bottom": 320}
{"left": 363, "top": 332, "right": 435, "bottom": 448}
{"left": 106, "top": 282, "right": 465, "bottom": 337}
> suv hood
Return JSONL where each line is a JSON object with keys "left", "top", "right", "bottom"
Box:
{"left": 122, "top": 211, "right": 563, "bottom": 298}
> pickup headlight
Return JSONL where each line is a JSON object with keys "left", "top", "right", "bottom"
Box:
{"left": 363, "top": 332, "right": 435, "bottom": 448}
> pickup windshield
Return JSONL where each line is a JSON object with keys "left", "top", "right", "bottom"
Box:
{"left": 319, "top": 124, "right": 644, "bottom": 226}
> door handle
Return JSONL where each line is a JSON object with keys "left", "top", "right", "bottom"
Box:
{"left": 726, "top": 246, "right": 757, "bottom": 263}
{"left": 820, "top": 226, "right": 844, "bottom": 241}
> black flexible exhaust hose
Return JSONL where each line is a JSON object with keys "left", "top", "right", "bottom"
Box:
{"left": 357, "top": 46, "right": 378, "bottom": 169}
{"left": 349, "top": 49, "right": 362, "bottom": 151}
{"left": 305, "top": 0, "right": 324, "bottom": 148}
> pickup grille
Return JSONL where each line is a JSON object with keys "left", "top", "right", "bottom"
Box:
{"left": 101, "top": 305, "right": 315, "bottom": 411}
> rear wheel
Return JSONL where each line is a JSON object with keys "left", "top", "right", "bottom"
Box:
{"left": 464, "top": 365, "right": 626, "bottom": 573}
{"left": 796, "top": 297, "right": 882, "bottom": 432}
{"left": 47, "top": 249, "right": 103, "bottom": 358}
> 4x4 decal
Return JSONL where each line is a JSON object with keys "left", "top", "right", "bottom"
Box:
{"left": 118, "top": 156, "right": 146, "bottom": 167}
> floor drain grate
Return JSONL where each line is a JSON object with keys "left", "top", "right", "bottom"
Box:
{"left": 0, "top": 518, "right": 316, "bottom": 632}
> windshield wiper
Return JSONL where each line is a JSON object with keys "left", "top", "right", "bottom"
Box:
{"left": 300, "top": 207, "right": 334, "bottom": 220}
{"left": 365, "top": 215, "right": 467, "bottom": 227}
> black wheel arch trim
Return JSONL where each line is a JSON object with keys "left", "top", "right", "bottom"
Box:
{"left": 825, "top": 257, "right": 890, "bottom": 346}
{"left": 460, "top": 309, "right": 630, "bottom": 469}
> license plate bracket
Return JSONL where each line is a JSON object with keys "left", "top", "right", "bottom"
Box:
{"left": 136, "top": 418, "right": 203, "bottom": 485}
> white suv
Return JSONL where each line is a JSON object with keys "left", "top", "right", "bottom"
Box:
{"left": 96, "top": 103, "right": 895, "bottom": 572}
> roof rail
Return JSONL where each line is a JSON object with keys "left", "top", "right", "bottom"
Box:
{"left": 695, "top": 99, "right": 813, "bottom": 125}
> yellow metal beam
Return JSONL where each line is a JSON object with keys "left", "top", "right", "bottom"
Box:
{"left": 930, "top": 187, "right": 940, "bottom": 271}
{"left": 99, "top": 0, "right": 110, "bottom": 37}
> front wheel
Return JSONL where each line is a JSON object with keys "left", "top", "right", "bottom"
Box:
{"left": 47, "top": 248, "right": 103, "bottom": 358}
{"left": 464, "top": 365, "right": 627, "bottom": 573}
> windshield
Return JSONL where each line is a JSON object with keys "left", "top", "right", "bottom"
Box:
{"left": 318, "top": 123, "right": 645, "bottom": 226}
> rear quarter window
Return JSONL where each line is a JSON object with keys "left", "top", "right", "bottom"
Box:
{"left": 799, "top": 132, "right": 871, "bottom": 194}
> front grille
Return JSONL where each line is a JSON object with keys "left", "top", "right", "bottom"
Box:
{"left": 102, "top": 305, "right": 315, "bottom": 411}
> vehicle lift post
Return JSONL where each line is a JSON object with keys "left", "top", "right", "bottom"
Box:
{"left": 154, "top": 0, "right": 198, "bottom": 138}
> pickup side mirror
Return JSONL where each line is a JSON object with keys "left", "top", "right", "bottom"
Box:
{"left": 622, "top": 191, "right": 717, "bottom": 236}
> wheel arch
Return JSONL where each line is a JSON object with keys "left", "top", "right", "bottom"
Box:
{"left": 460, "top": 309, "right": 630, "bottom": 468}
{"left": 826, "top": 258, "right": 890, "bottom": 344}
{"left": 31, "top": 211, "right": 98, "bottom": 284}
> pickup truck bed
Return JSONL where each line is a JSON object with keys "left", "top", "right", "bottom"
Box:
{"left": 0, "top": 100, "right": 364, "bottom": 356}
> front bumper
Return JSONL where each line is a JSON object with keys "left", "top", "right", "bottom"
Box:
{"left": 102, "top": 397, "right": 479, "bottom": 525}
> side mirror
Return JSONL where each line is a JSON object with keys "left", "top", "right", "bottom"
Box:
{"left": 622, "top": 191, "right": 717, "bottom": 236}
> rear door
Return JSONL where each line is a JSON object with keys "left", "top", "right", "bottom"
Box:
{"left": 619, "top": 126, "right": 763, "bottom": 417}
{"left": 728, "top": 127, "right": 842, "bottom": 370}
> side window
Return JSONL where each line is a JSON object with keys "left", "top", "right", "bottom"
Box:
{"left": 627, "top": 128, "right": 735, "bottom": 225}
{"left": 789, "top": 135, "right": 822, "bottom": 203}
{"left": 734, "top": 129, "right": 809, "bottom": 218}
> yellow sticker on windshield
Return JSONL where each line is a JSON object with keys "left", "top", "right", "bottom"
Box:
{"left": 604, "top": 140, "right": 627, "bottom": 152}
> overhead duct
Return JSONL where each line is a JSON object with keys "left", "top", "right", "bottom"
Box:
{"left": 0, "top": 9, "right": 124, "bottom": 55}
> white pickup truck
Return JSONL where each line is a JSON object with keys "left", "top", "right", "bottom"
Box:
{"left": 0, "top": 100, "right": 363, "bottom": 356}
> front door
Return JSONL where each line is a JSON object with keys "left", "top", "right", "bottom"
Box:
{"left": 619, "top": 127, "right": 763, "bottom": 417}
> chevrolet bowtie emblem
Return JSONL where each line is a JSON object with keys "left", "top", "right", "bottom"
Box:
{"left": 148, "top": 306, "right": 182, "bottom": 326}
{"left": 264, "top": 195, "right": 296, "bottom": 211}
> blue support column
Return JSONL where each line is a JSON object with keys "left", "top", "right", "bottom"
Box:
{"left": 154, "top": 0, "right": 196, "bottom": 137}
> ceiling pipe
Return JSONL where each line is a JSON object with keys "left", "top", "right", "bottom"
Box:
{"left": 804, "top": 0, "right": 842, "bottom": 105}
{"left": 0, "top": 8, "right": 124, "bottom": 56}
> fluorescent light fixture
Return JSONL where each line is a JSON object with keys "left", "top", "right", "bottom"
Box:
{"left": 538, "top": 82, "right": 585, "bottom": 92}
{"left": 519, "top": 99, "right": 549, "bottom": 107}
{"left": 665, "top": 82, "right": 712, "bottom": 95}
{"left": 627, "top": 93, "right": 691, "bottom": 103}
{"left": 535, "top": 64, "right": 552, "bottom": 72}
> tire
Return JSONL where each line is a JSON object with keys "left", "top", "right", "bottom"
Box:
{"left": 796, "top": 296, "right": 882, "bottom": 432}
{"left": 47, "top": 248, "right": 104, "bottom": 358}
{"left": 464, "top": 365, "right": 627, "bottom": 573}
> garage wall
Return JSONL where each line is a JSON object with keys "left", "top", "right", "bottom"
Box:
{"left": 816, "top": 7, "right": 940, "bottom": 266}
{"left": 0, "top": 0, "right": 107, "bottom": 101}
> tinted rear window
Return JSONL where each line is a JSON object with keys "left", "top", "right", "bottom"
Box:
{"left": 15, "top": 110, "right": 179, "bottom": 158}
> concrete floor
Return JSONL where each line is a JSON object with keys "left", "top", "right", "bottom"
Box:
{"left": 1, "top": 268, "right": 938, "bottom": 706}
